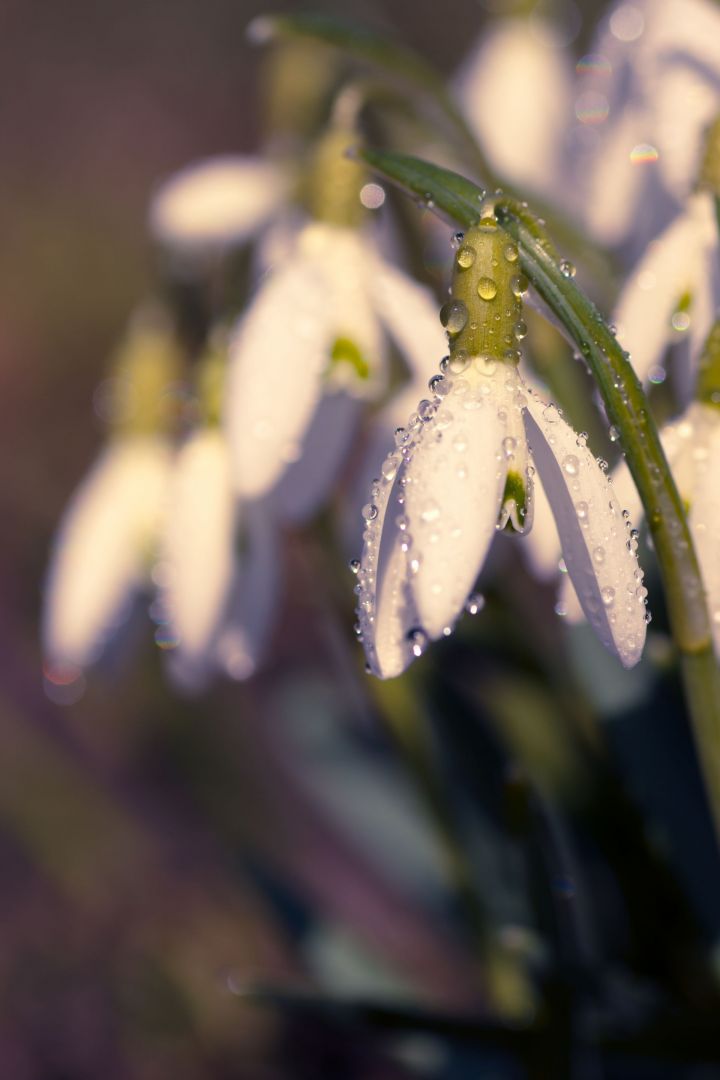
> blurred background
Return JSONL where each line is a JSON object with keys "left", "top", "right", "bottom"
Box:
{"left": 4, "top": 0, "right": 720, "bottom": 1076}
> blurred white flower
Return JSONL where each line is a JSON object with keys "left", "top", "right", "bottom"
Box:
{"left": 578, "top": 0, "right": 720, "bottom": 247}
{"left": 149, "top": 155, "right": 291, "bottom": 257}
{"left": 43, "top": 437, "right": 171, "bottom": 669}
{"left": 355, "top": 366, "right": 648, "bottom": 678}
{"left": 160, "top": 426, "right": 279, "bottom": 693}
{"left": 225, "top": 220, "right": 446, "bottom": 512}
{"left": 455, "top": 16, "right": 574, "bottom": 199}
{"left": 613, "top": 193, "right": 720, "bottom": 398}
{"left": 559, "top": 400, "right": 720, "bottom": 653}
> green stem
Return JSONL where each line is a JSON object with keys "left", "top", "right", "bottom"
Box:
{"left": 357, "top": 148, "right": 720, "bottom": 843}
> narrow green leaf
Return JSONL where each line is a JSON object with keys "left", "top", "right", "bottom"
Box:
{"left": 356, "top": 148, "right": 486, "bottom": 227}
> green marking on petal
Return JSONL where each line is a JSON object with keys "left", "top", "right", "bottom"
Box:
{"left": 328, "top": 336, "right": 370, "bottom": 380}
{"left": 499, "top": 469, "right": 530, "bottom": 534}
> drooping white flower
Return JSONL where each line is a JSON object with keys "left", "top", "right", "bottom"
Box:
{"left": 454, "top": 16, "right": 574, "bottom": 200}
{"left": 225, "top": 220, "right": 448, "bottom": 508}
{"left": 355, "top": 218, "right": 648, "bottom": 678}
{"left": 43, "top": 437, "right": 172, "bottom": 669}
{"left": 578, "top": 0, "right": 720, "bottom": 248}
{"left": 149, "top": 155, "right": 291, "bottom": 257}
{"left": 613, "top": 193, "right": 720, "bottom": 396}
{"left": 159, "top": 426, "right": 280, "bottom": 692}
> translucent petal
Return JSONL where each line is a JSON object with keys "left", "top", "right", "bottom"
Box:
{"left": 523, "top": 392, "right": 647, "bottom": 667}
{"left": 161, "top": 429, "right": 235, "bottom": 663}
{"left": 149, "top": 155, "right": 288, "bottom": 250}
{"left": 271, "top": 391, "right": 361, "bottom": 524}
{"left": 522, "top": 472, "right": 564, "bottom": 580}
{"left": 168, "top": 504, "right": 280, "bottom": 692}
{"left": 613, "top": 205, "right": 700, "bottom": 384}
{"left": 455, "top": 19, "right": 573, "bottom": 197}
{"left": 581, "top": 105, "right": 647, "bottom": 246}
{"left": 225, "top": 251, "right": 330, "bottom": 499}
{"left": 367, "top": 257, "right": 447, "bottom": 384}
{"left": 403, "top": 377, "right": 510, "bottom": 639}
{"left": 43, "top": 438, "right": 170, "bottom": 668}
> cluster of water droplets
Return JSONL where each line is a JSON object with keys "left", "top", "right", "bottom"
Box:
{"left": 352, "top": 228, "right": 529, "bottom": 674}
{"left": 525, "top": 385, "right": 651, "bottom": 661}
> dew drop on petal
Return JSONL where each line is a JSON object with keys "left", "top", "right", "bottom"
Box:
{"left": 562, "top": 454, "right": 580, "bottom": 476}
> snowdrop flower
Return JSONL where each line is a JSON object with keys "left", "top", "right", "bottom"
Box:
{"left": 43, "top": 316, "right": 180, "bottom": 670}
{"left": 613, "top": 192, "right": 720, "bottom": 398}
{"left": 578, "top": 0, "right": 720, "bottom": 248}
{"left": 455, "top": 14, "right": 574, "bottom": 199}
{"left": 354, "top": 214, "right": 648, "bottom": 678}
{"left": 613, "top": 114, "right": 720, "bottom": 397}
{"left": 160, "top": 426, "right": 279, "bottom": 692}
{"left": 225, "top": 129, "right": 449, "bottom": 515}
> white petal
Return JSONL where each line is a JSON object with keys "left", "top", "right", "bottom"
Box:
{"left": 355, "top": 440, "right": 420, "bottom": 679}
{"left": 581, "top": 105, "right": 648, "bottom": 247}
{"left": 270, "top": 391, "right": 361, "bottom": 524}
{"left": 149, "top": 155, "right": 288, "bottom": 250}
{"left": 225, "top": 251, "right": 330, "bottom": 499}
{"left": 43, "top": 438, "right": 170, "bottom": 668}
{"left": 167, "top": 504, "right": 280, "bottom": 692}
{"left": 303, "top": 226, "right": 385, "bottom": 398}
{"left": 403, "top": 377, "right": 510, "bottom": 639}
{"left": 455, "top": 19, "right": 573, "bottom": 196}
{"left": 522, "top": 472, "right": 564, "bottom": 580}
{"left": 689, "top": 413, "right": 720, "bottom": 656}
{"left": 161, "top": 428, "right": 235, "bottom": 662}
{"left": 215, "top": 505, "right": 280, "bottom": 679}
{"left": 613, "top": 206, "right": 700, "bottom": 383}
{"left": 523, "top": 392, "right": 647, "bottom": 667}
{"left": 367, "top": 257, "right": 446, "bottom": 384}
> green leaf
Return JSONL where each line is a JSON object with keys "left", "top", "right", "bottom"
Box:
{"left": 357, "top": 147, "right": 486, "bottom": 227}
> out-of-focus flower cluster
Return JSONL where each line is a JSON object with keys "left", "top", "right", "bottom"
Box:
{"left": 43, "top": 0, "right": 720, "bottom": 695}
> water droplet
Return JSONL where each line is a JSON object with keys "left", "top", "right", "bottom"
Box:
{"left": 559, "top": 259, "right": 576, "bottom": 278}
{"left": 465, "top": 592, "right": 485, "bottom": 615}
{"left": 513, "top": 319, "right": 527, "bottom": 340}
{"left": 417, "top": 399, "right": 435, "bottom": 422}
{"left": 407, "top": 627, "right": 428, "bottom": 658}
{"left": 563, "top": 454, "right": 580, "bottom": 476}
{"left": 601, "top": 586, "right": 615, "bottom": 606}
{"left": 504, "top": 243, "right": 518, "bottom": 263}
{"left": 349, "top": 558, "right": 360, "bottom": 574}
{"left": 543, "top": 403, "right": 561, "bottom": 423}
{"left": 575, "top": 500, "right": 589, "bottom": 523}
{"left": 429, "top": 374, "right": 448, "bottom": 395}
{"left": 440, "top": 300, "right": 468, "bottom": 335}
{"left": 474, "top": 353, "right": 497, "bottom": 376}
{"left": 502, "top": 436, "right": 517, "bottom": 458}
{"left": 511, "top": 274, "right": 528, "bottom": 297}
{"left": 381, "top": 453, "right": 402, "bottom": 481}
{"left": 477, "top": 277, "right": 497, "bottom": 301}
{"left": 608, "top": 425, "right": 620, "bottom": 442}
{"left": 420, "top": 500, "right": 440, "bottom": 523}
{"left": 593, "top": 546, "right": 605, "bottom": 564}
{"left": 449, "top": 350, "right": 470, "bottom": 374}
{"left": 451, "top": 231, "right": 464, "bottom": 249}
{"left": 456, "top": 245, "right": 476, "bottom": 269}
{"left": 362, "top": 503, "right": 378, "bottom": 521}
